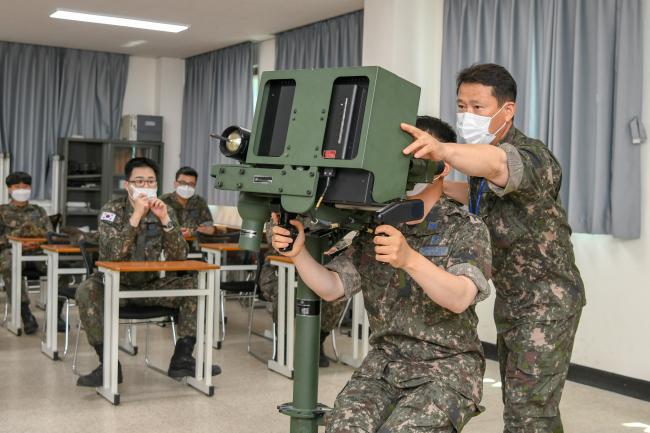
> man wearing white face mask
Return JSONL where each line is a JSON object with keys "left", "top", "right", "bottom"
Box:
{"left": 401, "top": 64, "right": 585, "bottom": 433}
{"left": 75, "top": 158, "right": 221, "bottom": 387}
{"left": 160, "top": 166, "right": 215, "bottom": 240}
{"left": 0, "top": 171, "right": 53, "bottom": 334}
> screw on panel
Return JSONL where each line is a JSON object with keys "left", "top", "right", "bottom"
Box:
{"left": 309, "top": 172, "right": 315, "bottom": 177}
{"left": 219, "top": 168, "right": 225, "bottom": 174}
{"left": 217, "top": 181, "right": 223, "bottom": 187}
{"left": 278, "top": 188, "right": 283, "bottom": 193}
{"left": 236, "top": 183, "right": 243, "bottom": 189}
{"left": 239, "top": 168, "right": 245, "bottom": 174}
{"left": 306, "top": 190, "right": 312, "bottom": 195}
{"left": 281, "top": 170, "right": 287, "bottom": 175}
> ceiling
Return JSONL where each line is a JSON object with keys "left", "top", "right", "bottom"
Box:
{"left": 0, "top": 0, "right": 363, "bottom": 58}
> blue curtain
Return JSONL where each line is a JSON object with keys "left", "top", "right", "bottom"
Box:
{"left": 0, "top": 42, "right": 128, "bottom": 199}
{"left": 440, "top": 0, "right": 643, "bottom": 238}
{"left": 276, "top": 10, "right": 364, "bottom": 70}
{"left": 180, "top": 42, "right": 254, "bottom": 205}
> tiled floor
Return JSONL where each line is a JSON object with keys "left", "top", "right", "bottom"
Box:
{"left": 1, "top": 296, "right": 648, "bottom": 433}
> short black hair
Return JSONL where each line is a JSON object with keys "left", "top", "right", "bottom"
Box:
{"left": 456, "top": 63, "right": 517, "bottom": 105}
{"left": 416, "top": 116, "right": 457, "bottom": 143}
{"left": 6, "top": 171, "right": 32, "bottom": 187}
{"left": 125, "top": 157, "right": 159, "bottom": 180}
{"left": 175, "top": 166, "right": 198, "bottom": 181}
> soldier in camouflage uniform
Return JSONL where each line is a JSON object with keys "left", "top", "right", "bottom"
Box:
{"left": 402, "top": 64, "right": 585, "bottom": 433}
{"left": 75, "top": 158, "right": 221, "bottom": 387}
{"left": 0, "top": 171, "right": 53, "bottom": 334}
{"left": 272, "top": 117, "right": 493, "bottom": 432}
{"left": 160, "top": 166, "right": 215, "bottom": 244}
{"left": 261, "top": 220, "right": 351, "bottom": 367}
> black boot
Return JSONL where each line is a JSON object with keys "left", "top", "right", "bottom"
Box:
{"left": 168, "top": 336, "right": 222, "bottom": 378}
{"left": 319, "top": 331, "right": 330, "bottom": 368}
{"left": 20, "top": 303, "right": 38, "bottom": 335}
{"left": 77, "top": 344, "right": 123, "bottom": 387}
{"left": 57, "top": 300, "right": 67, "bottom": 333}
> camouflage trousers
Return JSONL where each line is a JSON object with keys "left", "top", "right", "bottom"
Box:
{"left": 0, "top": 248, "right": 42, "bottom": 305}
{"left": 326, "top": 371, "right": 477, "bottom": 432}
{"left": 497, "top": 311, "right": 582, "bottom": 433}
{"left": 76, "top": 273, "right": 198, "bottom": 347}
{"left": 260, "top": 262, "right": 347, "bottom": 332}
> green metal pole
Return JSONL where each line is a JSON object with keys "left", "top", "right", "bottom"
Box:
{"left": 279, "top": 231, "right": 330, "bottom": 433}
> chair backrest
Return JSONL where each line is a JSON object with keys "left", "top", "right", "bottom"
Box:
{"left": 46, "top": 231, "right": 71, "bottom": 245}
{"left": 48, "top": 213, "right": 62, "bottom": 232}
{"left": 79, "top": 240, "right": 99, "bottom": 277}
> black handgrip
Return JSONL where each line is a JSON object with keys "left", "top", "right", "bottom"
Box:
{"left": 278, "top": 211, "right": 298, "bottom": 253}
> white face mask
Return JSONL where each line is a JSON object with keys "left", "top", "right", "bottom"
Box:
{"left": 129, "top": 186, "right": 157, "bottom": 201}
{"left": 11, "top": 188, "right": 31, "bottom": 202}
{"left": 176, "top": 185, "right": 195, "bottom": 199}
{"left": 456, "top": 104, "right": 508, "bottom": 144}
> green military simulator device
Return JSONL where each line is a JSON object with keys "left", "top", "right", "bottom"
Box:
{"left": 211, "top": 66, "right": 431, "bottom": 432}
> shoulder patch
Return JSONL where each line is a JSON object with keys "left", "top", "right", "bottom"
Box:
{"left": 100, "top": 211, "right": 117, "bottom": 223}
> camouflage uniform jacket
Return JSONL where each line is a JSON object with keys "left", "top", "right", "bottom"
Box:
{"left": 325, "top": 195, "right": 492, "bottom": 405}
{"left": 0, "top": 203, "right": 53, "bottom": 249}
{"left": 97, "top": 196, "right": 188, "bottom": 286}
{"left": 160, "top": 192, "right": 213, "bottom": 230}
{"left": 469, "top": 126, "right": 586, "bottom": 331}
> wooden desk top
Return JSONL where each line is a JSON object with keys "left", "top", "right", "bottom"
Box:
{"left": 267, "top": 255, "right": 294, "bottom": 265}
{"left": 96, "top": 260, "right": 219, "bottom": 273}
{"left": 200, "top": 243, "right": 241, "bottom": 252}
{"left": 7, "top": 236, "right": 47, "bottom": 244}
{"left": 41, "top": 244, "right": 81, "bottom": 253}
{"left": 183, "top": 234, "right": 196, "bottom": 241}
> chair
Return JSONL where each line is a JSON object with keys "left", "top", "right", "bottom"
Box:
{"left": 71, "top": 241, "right": 178, "bottom": 376}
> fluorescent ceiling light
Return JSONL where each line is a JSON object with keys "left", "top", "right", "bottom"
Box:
{"left": 122, "top": 40, "right": 148, "bottom": 48}
{"left": 50, "top": 9, "right": 188, "bottom": 33}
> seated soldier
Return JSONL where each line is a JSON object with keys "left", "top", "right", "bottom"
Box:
{"left": 75, "top": 157, "right": 221, "bottom": 387}
{"left": 271, "top": 117, "right": 492, "bottom": 432}
{"left": 0, "top": 172, "right": 53, "bottom": 334}
{"left": 160, "top": 166, "right": 215, "bottom": 241}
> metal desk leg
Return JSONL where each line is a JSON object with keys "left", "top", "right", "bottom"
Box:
{"left": 41, "top": 251, "right": 59, "bottom": 359}
{"left": 340, "top": 292, "right": 368, "bottom": 368}
{"left": 187, "top": 270, "right": 214, "bottom": 396}
{"left": 7, "top": 241, "right": 22, "bottom": 335}
{"left": 97, "top": 270, "right": 120, "bottom": 405}
{"left": 212, "top": 251, "right": 223, "bottom": 349}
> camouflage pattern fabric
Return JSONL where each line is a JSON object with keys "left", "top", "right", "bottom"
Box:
{"left": 0, "top": 203, "right": 53, "bottom": 304}
{"left": 324, "top": 195, "right": 492, "bottom": 432}
{"left": 159, "top": 192, "right": 213, "bottom": 231}
{"left": 497, "top": 312, "right": 581, "bottom": 433}
{"left": 75, "top": 196, "right": 196, "bottom": 346}
{"left": 468, "top": 126, "right": 586, "bottom": 432}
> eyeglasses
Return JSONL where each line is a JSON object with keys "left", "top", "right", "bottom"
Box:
{"left": 128, "top": 178, "right": 157, "bottom": 187}
{"left": 177, "top": 181, "right": 196, "bottom": 187}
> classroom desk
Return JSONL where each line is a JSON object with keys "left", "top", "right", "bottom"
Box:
{"left": 95, "top": 260, "right": 218, "bottom": 405}
{"left": 200, "top": 243, "right": 257, "bottom": 349}
{"left": 40, "top": 244, "right": 86, "bottom": 360}
{"left": 265, "top": 255, "right": 296, "bottom": 379}
{"left": 5, "top": 236, "right": 47, "bottom": 336}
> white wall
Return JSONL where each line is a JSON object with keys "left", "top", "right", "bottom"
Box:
{"left": 122, "top": 56, "right": 185, "bottom": 193}
{"left": 362, "top": 0, "right": 443, "bottom": 115}
{"left": 364, "top": 0, "right": 650, "bottom": 382}
{"left": 258, "top": 37, "right": 276, "bottom": 74}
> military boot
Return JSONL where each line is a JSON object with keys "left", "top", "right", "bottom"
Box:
{"left": 168, "top": 336, "right": 222, "bottom": 378}
{"left": 77, "top": 344, "right": 123, "bottom": 387}
{"left": 57, "top": 299, "right": 67, "bottom": 333}
{"left": 319, "top": 331, "right": 330, "bottom": 368}
{"left": 20, "top": 303, "right": 38, "bottom": 335}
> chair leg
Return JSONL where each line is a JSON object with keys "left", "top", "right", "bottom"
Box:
{"left": 71, "top": 319, "right": 83, "bottom": 376}
{"left": 272, "top": 322, "right": 277, "bottom": 362}
{"left": 246, "top": 286, "right": 258, "bottom": 354}
{"left": 337, "top": 297, "right": 353, "bottom": 336}
{"left": 144, "top": 320, "right": 174, "bottom": 376}
{"left": 1, "top": 298, "right": 7, "bottom": 327}
{"left": 170, "top": 316, "right": 177, "bottom": 345}
{"left": 63, "top": 300, "right": 72, "bottom": 358}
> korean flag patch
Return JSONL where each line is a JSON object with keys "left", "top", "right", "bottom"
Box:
{"left": 100, "top": 211, "right": 117, "bottom": 223}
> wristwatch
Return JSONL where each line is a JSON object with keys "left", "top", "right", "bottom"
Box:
{"left": 162, "top": 219, "right": 175, "bottom": 232}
